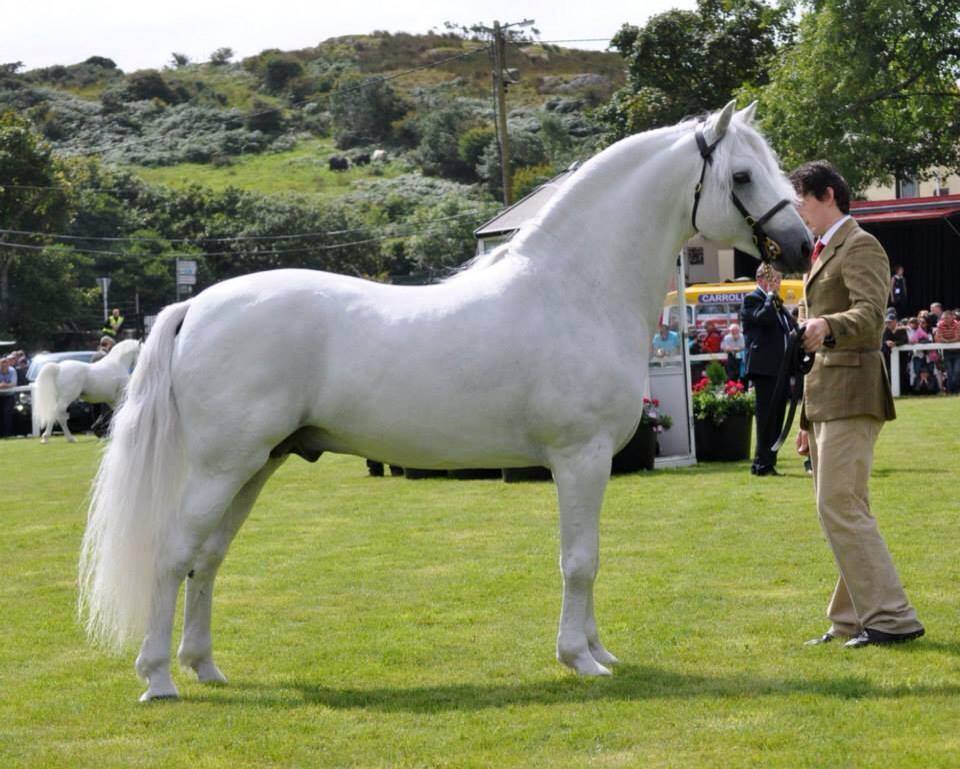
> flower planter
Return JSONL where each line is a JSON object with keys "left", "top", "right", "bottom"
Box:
{"left": 694, "top": 413, "right": 753, "bottom": 461}
{"left": 611, "top": 424, "right": 658, "bottom": 474}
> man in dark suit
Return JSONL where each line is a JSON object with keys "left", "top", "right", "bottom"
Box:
{"left": 740, "top": 265, "right": 796, "bottom": 476}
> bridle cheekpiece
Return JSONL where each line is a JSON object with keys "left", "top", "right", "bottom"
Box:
{"left": 690, "top": 122, "right": 792, "bottom": 273}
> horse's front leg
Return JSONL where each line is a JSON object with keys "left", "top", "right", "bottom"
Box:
{"left": 177, "top": 457, "right": 285, "bottom": 684}
{"left": 550, "top": 441, "right": 616, "bottom": 676}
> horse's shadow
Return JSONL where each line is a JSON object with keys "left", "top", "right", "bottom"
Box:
{"left": 188, "top": 653, "right": 960, "bottom": 710}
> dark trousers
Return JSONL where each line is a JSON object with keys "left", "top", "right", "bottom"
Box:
{"left": 751, "top": 374, "right": 786, "bottom": 470}
{"left": 0, "top": 396, "right": 13, "bottom": 437}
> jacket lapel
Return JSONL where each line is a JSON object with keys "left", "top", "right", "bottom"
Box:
{"left": 806, "top": 217, "right": 858, "bottom": 287}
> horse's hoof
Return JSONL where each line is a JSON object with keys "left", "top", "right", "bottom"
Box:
{"left": 558, "top": 649, "right": 613, "bottom": 676}
{"left": 578, "top": 660, "right": 612, "bottom": 676}
{"left": 139, "top": 684, "right": 179, "bottom": 702}
{"left": 589, "top": 644, "right": 620, "bottom": 666}
{"left": 193, "top": 661, "right": 227, "bottom": 684}
{"left": 67, "top": 437, "right": 77, "bottom": 443}
{"left": 39, "top": 437, "right": 48, "bottom": 444}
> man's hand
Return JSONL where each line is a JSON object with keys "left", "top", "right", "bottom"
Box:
{"left": 801, "top": 317, "right": 831, "bottom": 352}
{"left": 796, "top": 429, "right": 810, "bottom": 456}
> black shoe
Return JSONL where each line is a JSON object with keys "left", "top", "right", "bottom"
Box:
{"left": 803, "top": 458, "right": 813, "bottom": 475}
{"left": 755, "top": 466, "right": 781, "bottom": 477}
{"left": 750, "top": 464, "right": 759, "bottom": 475}
{"left": 843, "top": 627, "right": 925, "bottom": 648}
{"left": 804, "top": 630, "right": 841, "bottom": 646}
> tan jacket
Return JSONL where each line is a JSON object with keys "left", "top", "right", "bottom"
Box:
{"left": 800, "top": 217, "right": 896, "bottom": 426}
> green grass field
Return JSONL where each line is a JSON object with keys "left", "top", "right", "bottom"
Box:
{"left": 1, "top": 398, "right": 958, "bottom": 768}
{"left": 132, "top": 138, "right": 406, "bottom": 197}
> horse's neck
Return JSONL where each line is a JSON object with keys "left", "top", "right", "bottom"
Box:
{"left": 510, "top": 128, "right": 697, "bottom": 324}
{"left": 106, "top": 346, "right": 137, "bottom": 368}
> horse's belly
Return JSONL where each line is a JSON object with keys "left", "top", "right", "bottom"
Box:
{"left": 306, "top": 348, "right": 541, "bottom": 467}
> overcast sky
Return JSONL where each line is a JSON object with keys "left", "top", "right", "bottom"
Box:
{"left": 6, "top": 0, "right": 695, "bottom": 72}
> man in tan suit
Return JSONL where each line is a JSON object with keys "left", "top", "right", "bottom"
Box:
{"left": 790, "top": 161, "right": 924, "bottom": 649}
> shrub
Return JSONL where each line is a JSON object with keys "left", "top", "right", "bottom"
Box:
{"left": 330, "top": 74, "right": 408, "bottom": 149}
{"left": 263, "top": 56, "right": 304, "bottom": 92}
{"left": 457, "top": 125, "right": 495, "bottom": 170}
{"left": 124, "top": 70, "right": 184, "bottom": 104}
{"left": 416, "top": 106, "right": 472, "bottom": 180}
{"left": 209, "top": 47, "right": 234, "bottom": 66}
{"left": 245, "top": 99, "right": 284, "bottom": 133}
{"left": 512, "top": 163, "right": 554, "bottom": 200}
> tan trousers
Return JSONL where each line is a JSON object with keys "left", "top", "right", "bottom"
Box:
{"left": 809, "top": 416, "right": 922, "bottom": 636}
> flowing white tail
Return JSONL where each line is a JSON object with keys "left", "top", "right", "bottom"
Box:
{"left": 79, "top": 301, "right": 191, "bottom": 650}
{"left": 33, "top": 362, "right": 61, "bottom": 431}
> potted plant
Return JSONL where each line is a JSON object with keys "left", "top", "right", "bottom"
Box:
{"left": 692, "top": 361, "right": 755, "bottom": 461}
{"left": 611, "top": 397, "right": 673, "bottom": 474}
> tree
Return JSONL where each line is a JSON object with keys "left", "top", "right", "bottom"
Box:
{"left": 416, "top": 106, "right": 475, "bottom": 180}
{"left": 753, "top": 0, "right": 960, "bottom": 192}
{"left": 329, "top": 74, "right": 409, "bottom": 149}
{"left": 597, "top": 0, "right": 793, "bottom": 140}
{"left": 209, "top": 47, "right": 234, "bottom": 66}
{"left": 7, "top": 244, "right": 90, "bottom": 345}
{"left": 0, "top": 112, "right": 72, "bottom": 336}
{"left": 263, "top": 55, "right": 303, "bottom": 92}
{"left": 170, "top": 52, "right": 191, "bottom": 69}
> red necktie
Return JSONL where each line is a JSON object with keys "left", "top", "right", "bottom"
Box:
{"left": 811, "top": 239, "right": 824, "bottom": 263}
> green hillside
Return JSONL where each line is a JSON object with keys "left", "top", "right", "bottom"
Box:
{"left": 1, "top": 31, "right": 623, "bottom": 197}
{"left": 0, "top": 31, "right": 625, "bottom": 345}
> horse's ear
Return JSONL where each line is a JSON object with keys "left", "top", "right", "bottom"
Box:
{"left": 707, "top": 100, "right": 736, "bottom": 143}
{"left": 737, "top": 101, "right": 758, "bottom": 125}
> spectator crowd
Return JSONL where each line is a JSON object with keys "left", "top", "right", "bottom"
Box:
{"left": 883, "top": 301, "right": 960, "bottom": 395}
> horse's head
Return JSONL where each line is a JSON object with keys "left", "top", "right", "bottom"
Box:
{"left": 691, "top": 101, "right": 812, "bottom": 275}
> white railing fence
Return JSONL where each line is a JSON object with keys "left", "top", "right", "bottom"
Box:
{"left": 890, "top": 341, "right": 960, "bottom": 396}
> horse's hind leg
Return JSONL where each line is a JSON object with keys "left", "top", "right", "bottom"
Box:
{"left": 136, "top": 465, "right": 261, "bottom": 702}
{"left": 551, "top": 442, "right": 617, "bottom": 676}
{"left": 177, "top": 456, "right": 286, "bottom": 684}
{"left": 59, "top": 409, "right": 76, "bottom": 442}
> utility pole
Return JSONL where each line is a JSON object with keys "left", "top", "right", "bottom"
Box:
{"left": 492, "top": 20, "right": 513, "bottom": 206}
{"left": 489, "top": 18, "right": 533, "bottom": 207}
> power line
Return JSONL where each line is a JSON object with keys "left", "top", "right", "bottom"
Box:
{"left": 0, "top": 209, "right": 492, "bottom": 260}
{"left": 0, "top": 209, "right": 489, "bottom": 246}
{"left": 522, "top": 38, "right": 612, "bottom": 45}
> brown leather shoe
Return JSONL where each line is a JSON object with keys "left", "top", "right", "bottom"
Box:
{"left": 843, "top": 627, "right": 925, "bottom": 648}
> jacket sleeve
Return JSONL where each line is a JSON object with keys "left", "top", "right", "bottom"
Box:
{"left": 742, "top": 292, "right": 779, "bottom": 326}
{"left": 821, "top": 234, "right": 887, "bottom": 341}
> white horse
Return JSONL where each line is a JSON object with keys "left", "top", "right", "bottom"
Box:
{"left": 80, "top": 102, "right": 812, "bottom": 701}
{"left": 34, "top": 339, "right": 141, "bottom": 443}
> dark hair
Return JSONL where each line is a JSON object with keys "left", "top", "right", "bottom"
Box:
{"left": 789, "top": 160, "right": 851, "bottom": 214}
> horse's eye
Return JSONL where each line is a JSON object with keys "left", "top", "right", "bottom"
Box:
{"left": 733, "top": 171, "right": 752, "bottom": 184}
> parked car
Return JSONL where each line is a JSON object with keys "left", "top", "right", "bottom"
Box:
{"left": 12, "top": 351, "right": 97, "bottom": 437}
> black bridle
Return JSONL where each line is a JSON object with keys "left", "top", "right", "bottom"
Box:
{"left": 690, "top": 121, "right": 815, "bottom": 453}
{"left": 690, "top": 123, "right": 792, "bottom": 266}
